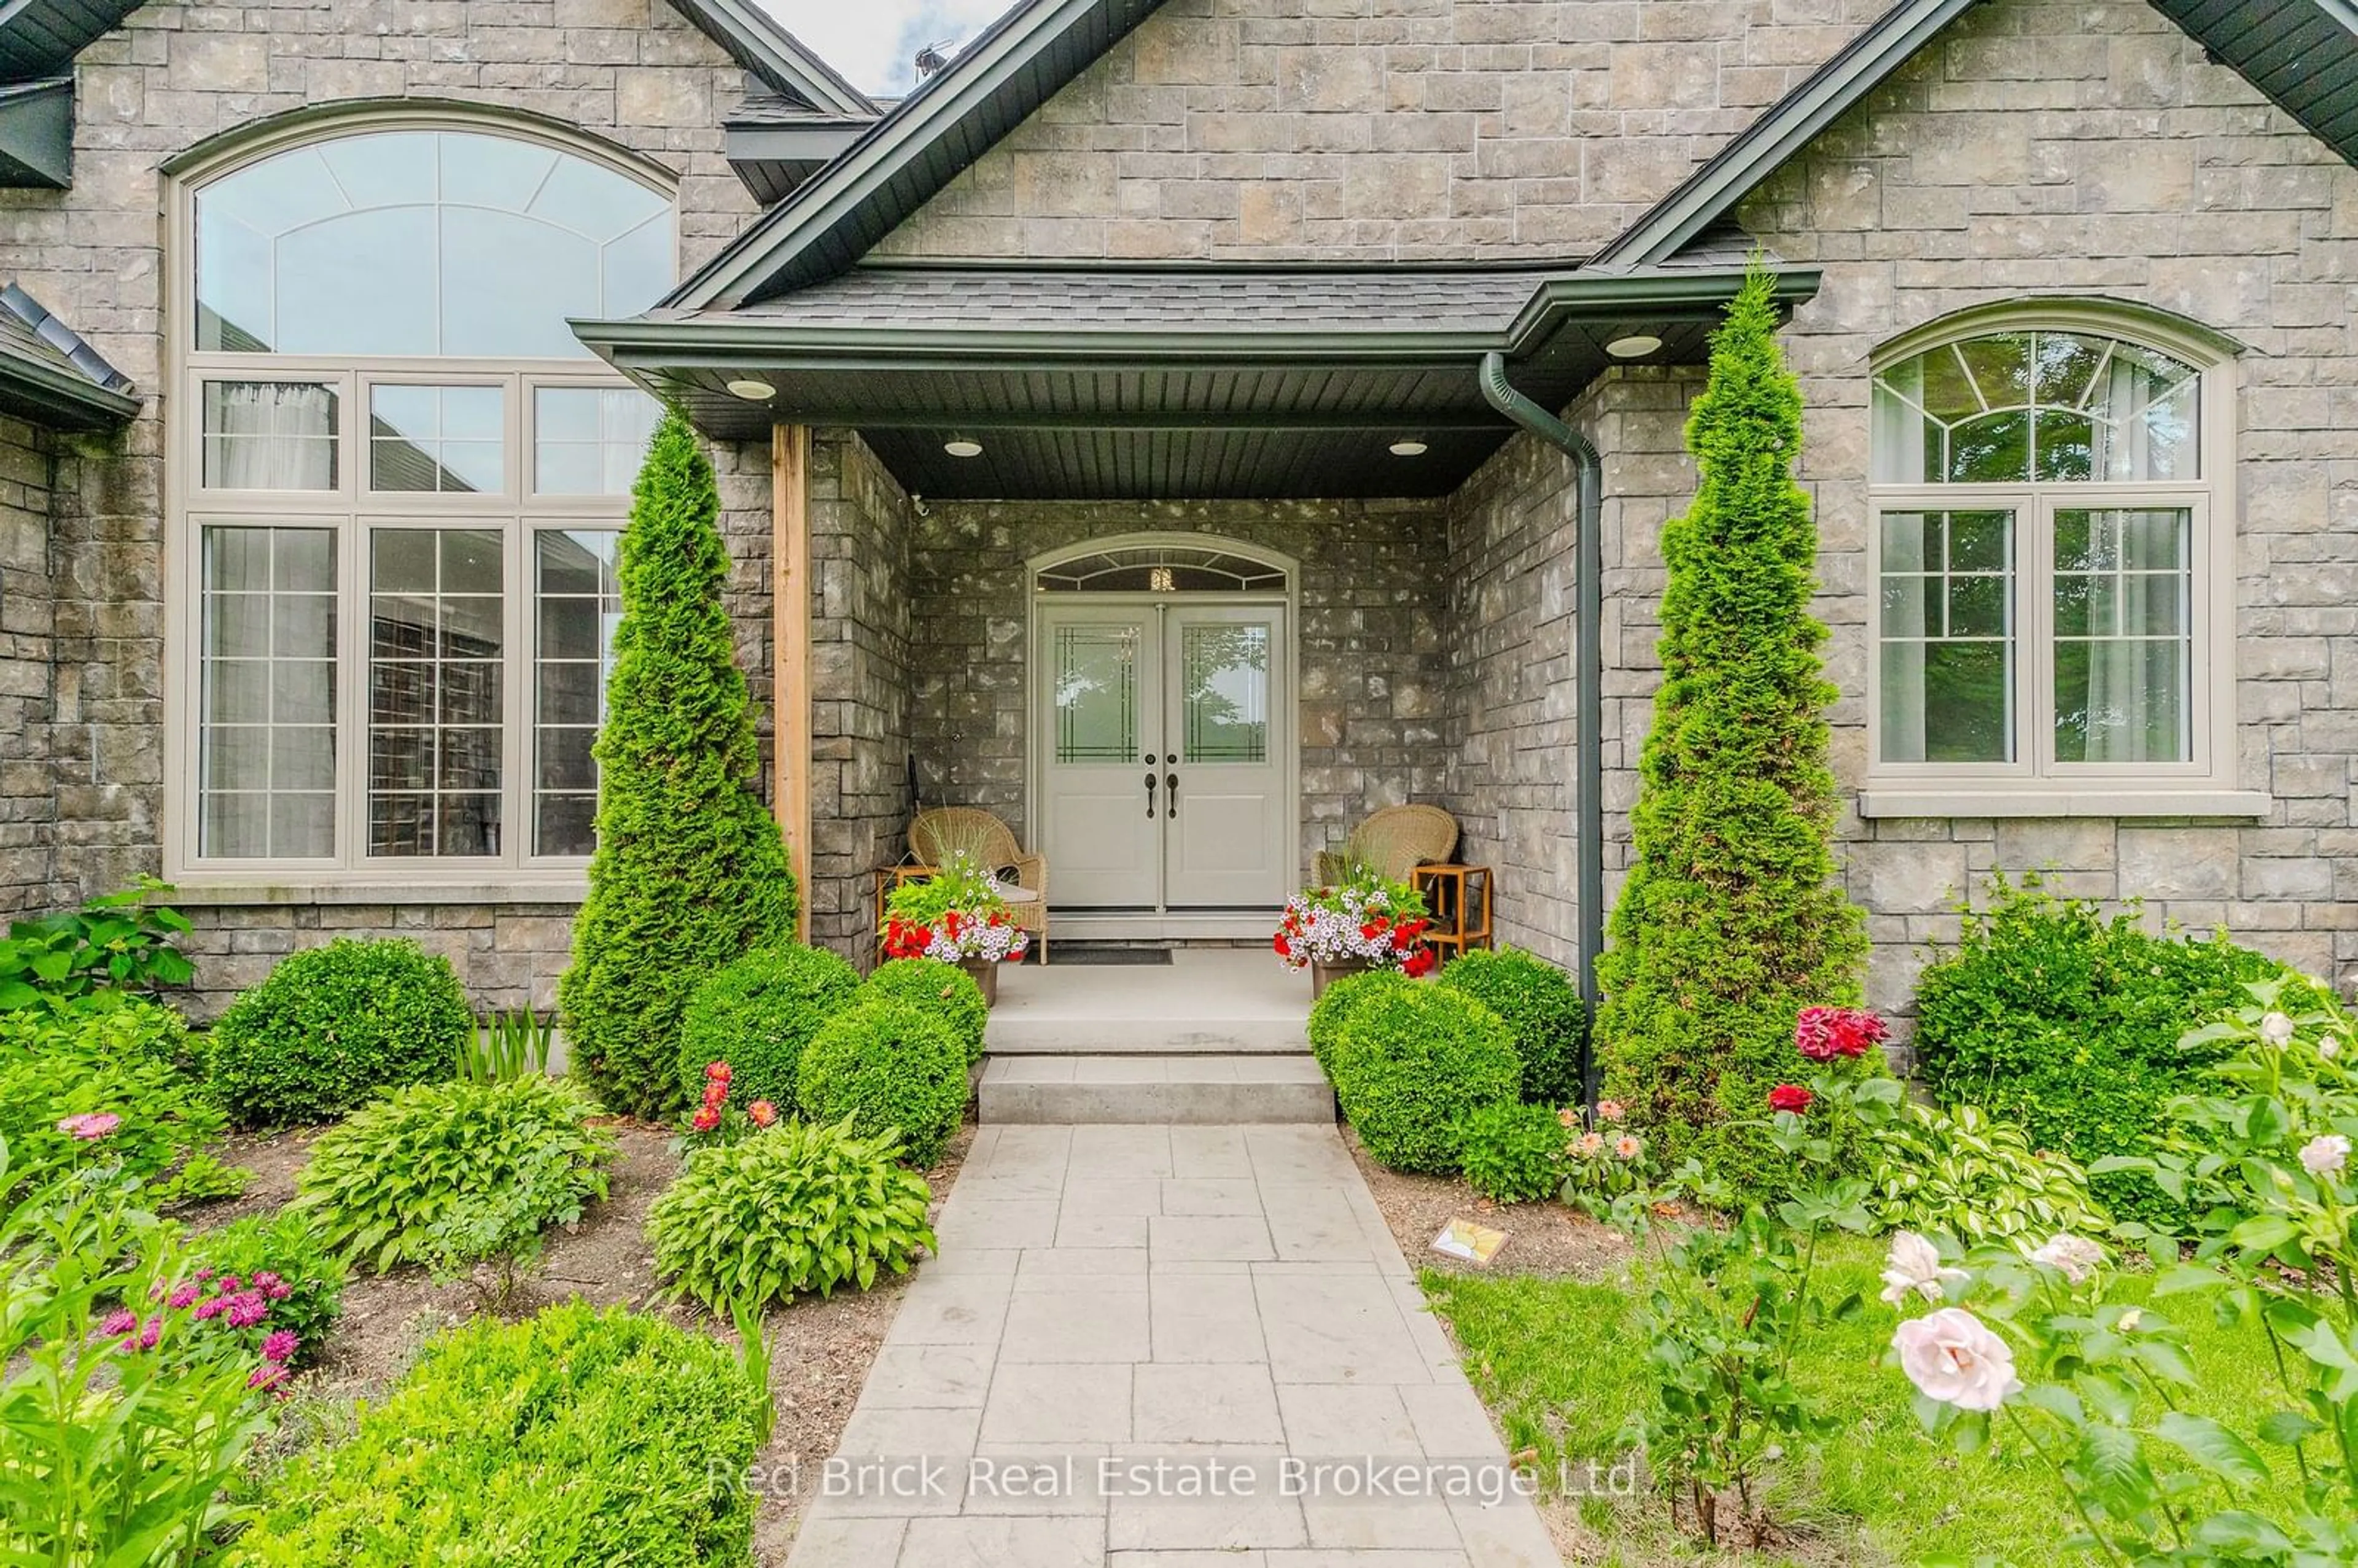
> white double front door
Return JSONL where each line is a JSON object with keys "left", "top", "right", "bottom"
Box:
{"left": 1037, "top": 600, "right": 1291, "bottom": 910}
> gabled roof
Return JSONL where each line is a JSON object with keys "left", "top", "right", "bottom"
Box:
{"left": 0, "top": 281, "right": 137, "bottom": 427}
{"left": 724, "top": 93, "right": 876, "bottom": 204}
{"left": 1598, "top": 0, "right": 2358, "bottom": 272}
{"left": 0, "top": 0, "right": 140, "bottom": 81}
{"left": 671, "top": 0, "right": 1162, "bottom": 308}
{"left": 664, "top": 0, "right": 876, "bottom": 117}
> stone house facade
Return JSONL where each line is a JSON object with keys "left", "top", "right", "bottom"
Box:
{"left": 6, "top": 0, "right": 2358, "bottom": 1023}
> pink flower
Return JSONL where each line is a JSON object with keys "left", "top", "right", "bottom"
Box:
{"left": 260, "top": 1330, "right": 298, "bottom": 1364}
{"left": 1571, "top": 1131, "right": 1605, "bottom": 1159}
{"left": 195, "top": 1267, "right": 216, "bottom": 1283}
{"left": 55, "top": 1112, "right": 120, "bottom": 1141}
{"left": 193, "top": 1295, "right": 227, "bottom": 1321}
{"left": 1596, "top": 1100, "right": 1626, "bottom": 1123}
{"left": 2300, "top": 1133, "right": 2349, "bottom": 1179}
{"left": 1892, "top": 1308, "right": 2021, "bottom": 1412}
{"left": 247, "top": 1364, "right": 288, "bottom": 1393}
{"left": 252, "top": 1271, "right": 290, "bottom": 1300}
{"left": 1795, "top": 1006, "right": 1888, "bottom": 1062}
{"left": 1611, "top": 1134, "right": 1644, "bottom": 1161}
{"left": 98, "top": 1308, "right": 137, "bottom": 1338}
{"left": 690, "top": 1106, "right": 722, "bottom": 1133}
{"left": 167, "top": 1283, "right": 201, "bottom": 1310}
{"left": 216, "top": 1275, "right": 241, "bottom": 1293}
{"left": 224, "top": 1292, "right": 269, "bottom": 1330}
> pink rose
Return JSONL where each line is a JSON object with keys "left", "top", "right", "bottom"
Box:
{"left": 1892, "top": 1307, "right": 2020, "bottom": 1412}
{"left": 55, "top": 1112, "right": 120, "bottom": 1141}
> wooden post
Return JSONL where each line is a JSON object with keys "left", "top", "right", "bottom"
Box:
{"left": 773, "top": 424, "right": 813, "bottom": 943}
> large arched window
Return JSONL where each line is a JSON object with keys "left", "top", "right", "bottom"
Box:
{"left": 1866, "top": 308, "right": 2243, "bottom": 810}
{"left": 173, "top": 122, "right": 672, "bottom": 880}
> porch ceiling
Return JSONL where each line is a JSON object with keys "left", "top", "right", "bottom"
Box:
{"left": 574, "top": 262, "right": 1819, "bottom": 500}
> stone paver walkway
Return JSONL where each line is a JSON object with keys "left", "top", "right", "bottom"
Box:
{"left": 785, "top": 1124, "right": 1562, "bottom": 1567}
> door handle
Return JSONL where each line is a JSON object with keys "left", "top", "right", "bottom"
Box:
{"left": 1144, "top": 771, "right": 1157, "bottom": 819}
{"left": 1165, "top": 772, "right": 1179, "bottom": 817}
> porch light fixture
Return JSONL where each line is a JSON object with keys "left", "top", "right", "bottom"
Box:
{"left": 943, "top": 436, "right": 984, "bottom": 458}
{"left": 1604, "top": 334, "right": 1662, "bottom": 359}
{"left": 1388, "top": 438, "right": 1428, "bottom": 457}
{"left": 724, "top": 378, "right": 776, "bottom": 401}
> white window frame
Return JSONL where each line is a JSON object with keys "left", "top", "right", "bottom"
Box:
{"left": 162, "top": 109, "right": 677, "bottom": 892}
{"left": 1859, "top": 305, "right": 2263, "bottom": 820}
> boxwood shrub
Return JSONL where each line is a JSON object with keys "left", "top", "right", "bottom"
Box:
{"left": 1307, "top": 968, "right": 1411, "bottom": 1075}
{"left": 795, "top": 999, "right": 967, "bottom": 1167}
{"left": 1456, "top": 1099, "right": 1568, "bottom": 1203}
{"left": 858, "top": 958, "right": 989, "bottom": 1065}
{"left": 292, "top": 1076, "right": 615, "bottom": 1273}
{"left": 205, "top": 939, "right": 472, "bottom": 1127}
{"left": 1436, "top": 948, "right": 1585, "bottom": 1106}
{"left": 222, "top": 1302, "right": 763, "bottom": 1567}
{"left": 675, "top": 944, "right": 860, "bottom": 1110}
{"left": 1328, "top": 985, "right": 1520, "bottom": 1174}
{"left": 648, "top": 1116, "right": 936, "bottom": 1313}
{"left": 1912, "top": 875, "right": 2322, "bottom": 1224}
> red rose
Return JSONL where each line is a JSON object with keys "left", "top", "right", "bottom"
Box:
{"left": 1768, "top": 1084, "right": 1813, "bottom": 1114}
{"left": 1796, "top": 1006, "right": 1888, "bottom": 1060}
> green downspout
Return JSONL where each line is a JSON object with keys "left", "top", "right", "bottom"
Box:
{"left": 1477, "top": 351, "right": 1605, "bottom": 1111}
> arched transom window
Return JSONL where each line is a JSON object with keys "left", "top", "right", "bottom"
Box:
{"left": 1867, "top": 315, "right": 2238, "bottom": 807}
{"left": 175, "top": 125, "right": 672, "bottom": 880}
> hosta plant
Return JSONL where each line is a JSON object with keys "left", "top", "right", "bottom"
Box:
{"left": 293, "top": 1076, "right": 615, "bottom": 1273}
{"left": 1869, "top": 1098, "right": 2110, "bottom": 1243}
{"left": 647, "top": 1116, "right": 935, "bottom": 1313}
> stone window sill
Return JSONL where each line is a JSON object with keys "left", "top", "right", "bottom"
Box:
{"left": 165, "top": 880, "right": 589, "bottom": 907}
{"left": 1856, "top": 789, "right": 2271, "bottom": 820}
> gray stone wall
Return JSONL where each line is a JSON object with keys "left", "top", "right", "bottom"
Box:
{"left": 806, "top": 431, "right": 916, "bottom": 959}
{"left": 1733, "top": 0, "right": 2358, "bottom": 1007}
{"left": 0, "top": 416, "right": 61, "bottom": 916}
{"left": 173, "top": 899, "right": 579, "bottom": 1022}
{"left": 870, "top": 0, "right": 1893, "bottom": 263}
{"left": 0, "top": 0, "right": 772, "bottom": 997}
{"left": 903, "top": 499, "right": 1452, "bottom": 887}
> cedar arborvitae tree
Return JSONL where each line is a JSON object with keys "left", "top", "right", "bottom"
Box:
{"left": 559, "top": 406, "right": 797, "bottom": 1119}
{"left": 1594, "top": 265, "right": 1871, "bottom": 1193}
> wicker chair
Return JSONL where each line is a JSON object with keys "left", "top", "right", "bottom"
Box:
{"left": 908, "top": 807, "right": 1049, "bottom": 964}
{"left": 1312, "top": 803, "right": 1459, "bottom": 886}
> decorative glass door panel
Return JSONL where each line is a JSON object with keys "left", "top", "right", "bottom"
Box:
{"left": 1038, "top": 611, "right": 1162, "bottom": 907}
{"left": 1164, "top": 609, "right": 1286, "bottom": 907}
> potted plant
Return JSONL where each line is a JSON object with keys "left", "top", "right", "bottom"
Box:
{"left": 881, "top": 853, "right": 1029, "bottom": 1004}
{"left": 1272, "top": 871, "right": 1434, "bottom": 995}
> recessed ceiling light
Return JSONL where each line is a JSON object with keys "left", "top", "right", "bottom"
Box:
{"left": 943, "top": 437, "right": 984, "bottom": 459}
{"left": 1388, "top": 438, "right": 1429, "bottom": 457}
{"left": 724, "top": 378, "right": 776, "bottom": 401}
{"left": 1605, "top": 334, "right": 1663, "bottom": 360}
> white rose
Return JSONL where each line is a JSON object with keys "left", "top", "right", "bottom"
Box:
{"left": 2027, "top": 1233, "right": 2106, "bottom": 1285}
{"left": 2298, "top": 1133, "right": 2349, "bottom": 1179}
{"left": 1880, "top": 1230, "right": 1967, "bottom": 1306}
{"left": 1892, "top": 1307, "right": 2021, "bottom": 1413}
{"left": 2260, "top": 1012, "right": 2296, "bottom": 1047}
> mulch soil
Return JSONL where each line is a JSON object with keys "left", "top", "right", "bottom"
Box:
{"left": 182, "top": 1117, "right": 976, "bottom": 1564}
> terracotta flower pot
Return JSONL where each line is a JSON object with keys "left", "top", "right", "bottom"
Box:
{"left": 1310, "top": 958, "right": 1374, "bottom": 999}
{"left": 960, "top": 957, "right": 1002, "bottom": 1007}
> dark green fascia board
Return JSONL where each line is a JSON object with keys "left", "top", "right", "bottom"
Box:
{"left": 663, "top": 0, "right": 875, "bottom": 116}
{"left": 667, "top": 0, "right": 1164, "bottom": 311}
{"left": 1506, "top": 265, "right": 1822, "bottom": 345}
{"left": 0, "top": 346, "right": 140, "bottom": 429}
{"left": 0, "top": 78, "right": 72, "bottom": 189}
{"left": 1589, "top": 0, "right": 1983, "bottom": 271}
{"left": 584, "top": 264, "right": 1819, "bottom": 372}
{"left": 677, "top": 408, "right": 1519, "bottom": 432}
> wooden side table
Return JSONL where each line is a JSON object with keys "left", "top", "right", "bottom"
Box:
{"left": 1413, "top": 863, "right": 1495, "bottom": 958}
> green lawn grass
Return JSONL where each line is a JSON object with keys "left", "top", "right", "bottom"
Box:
{"left": 1423, "top": 1237, "right": 2309, "bottom": 1567}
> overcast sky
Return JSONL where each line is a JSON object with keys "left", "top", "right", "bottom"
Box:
{"left": 761, "top": 0, "right": 1011, "bottom": 96}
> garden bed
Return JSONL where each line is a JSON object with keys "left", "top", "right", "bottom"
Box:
{"left": 184, "top": 1117, "right": 975, "bottom": 1560}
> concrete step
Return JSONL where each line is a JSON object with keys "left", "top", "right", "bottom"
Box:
{"left": 977, "top": 1054, "right": 1335, "bottom": 1125}
{"left": 986, "top": 948, "right": 1312, "bottom": 1055}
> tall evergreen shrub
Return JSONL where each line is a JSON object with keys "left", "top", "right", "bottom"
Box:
{"left": 1595, "top": 267, "right": 1870, "bottom": 1193}
{"left": 559, "top": 407, "right": 797, "bottom": 1119}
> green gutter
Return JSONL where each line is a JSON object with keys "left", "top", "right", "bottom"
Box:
{"left": 0, "top": 350, "right": 140, "bottom": 429}
{"left": 1501, "top": 266, "right": 1822, "bottom": 351}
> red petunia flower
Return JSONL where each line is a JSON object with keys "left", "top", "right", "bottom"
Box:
{"left": 1401, "top": 948, "right": 1436, "bottom": 979}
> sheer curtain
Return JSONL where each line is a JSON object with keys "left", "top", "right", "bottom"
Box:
{"left": 210, "top": 383, "right": 335, "bottom": 489}
{"left": 2074, "top": 356, "right": 2183, "bottom": 763}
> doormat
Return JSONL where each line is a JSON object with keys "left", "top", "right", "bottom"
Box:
{"left": 1040, "top": 946, "right": 1175, "bottom": 966}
